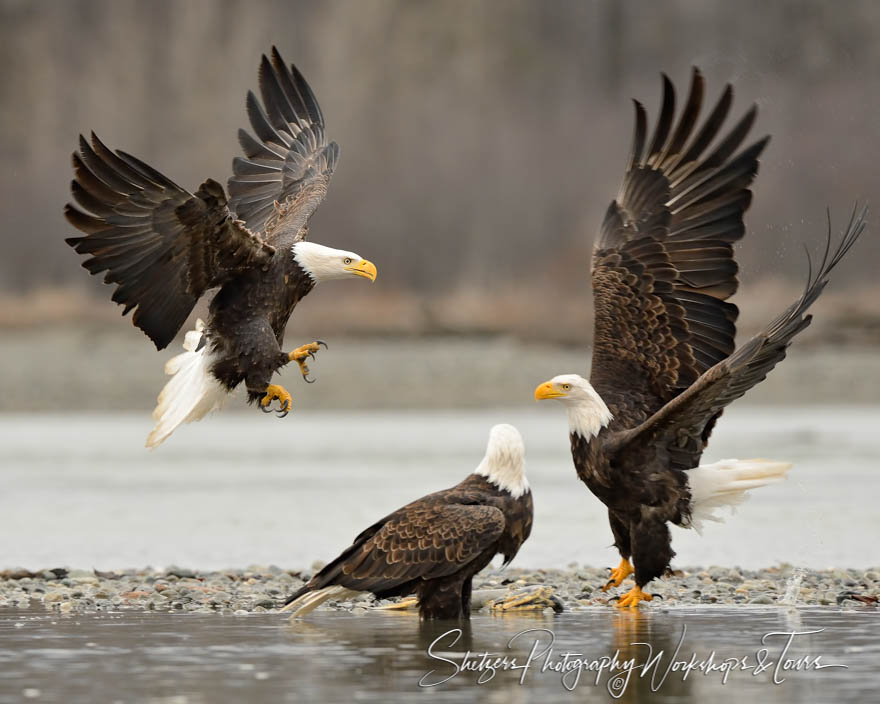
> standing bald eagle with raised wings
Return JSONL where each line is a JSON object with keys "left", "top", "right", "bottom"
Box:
{"left": 535, "top": 68, "right": 867, "bottom": 607}
{"left": 65, "top": 48, "right": 377, "bottom": 447}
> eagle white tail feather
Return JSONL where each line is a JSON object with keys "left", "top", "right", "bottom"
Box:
{"left": 686, "top": 458, "right": 792, "bottom": 534}
{"left": 280, "top": 586, "right": 360, "bottom": 618}
{"left": 145, "top": 319, "right": 229, "bottom": 449}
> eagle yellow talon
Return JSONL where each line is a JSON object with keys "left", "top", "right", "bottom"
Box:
{"left": 260, "top": 384, "right": 292, "bottom": 417}
{"left": 603, "top": 558, "right": 634, "bottom": 591}
{"left": 614, "top": 585, "right": 653, "bottom": 609}
{"left": 289, "top": 340, "right": 328, "bottom": 383}
{"left": 488, "top": 586, "right": 563, "bottom": 614}
{"left": 375, "top": 597, "right": 419, "bottom": 611}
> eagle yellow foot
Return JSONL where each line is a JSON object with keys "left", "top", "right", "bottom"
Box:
{"left": 260, "top": 384, "right": 292, "bottom": 418}
{"left": 375, "top": 596, "right": 419, "bottom": 611}
{"left": 288, "top": 340, "right": 328, "bottom": 383}
{"left": 602, "top": 558, "right": 634, "bottom": 592}
{"left": 613, "top": 585, "right": 654, "bottom": 609}
{"left": 488, "top": 586, "right": 564, "bottom": 614}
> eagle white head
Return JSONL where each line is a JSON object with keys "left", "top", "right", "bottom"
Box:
{"left": 534, "top": 374, "right": 613, "bottom": 439}
{"left": 474, "top": 423, "right": 530, "bottom": 498}
{"left": 292, "top": 242, "right": 377, "bottom": 283}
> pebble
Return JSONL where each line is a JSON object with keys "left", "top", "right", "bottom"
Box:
{"left": 1, "top": 565, "right": 877, "bottom": 615}
{"left": 748, "top": 595, "right": 775, "bottom": 605}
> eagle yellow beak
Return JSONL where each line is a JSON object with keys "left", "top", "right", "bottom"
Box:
{"left": 535, "top": 381, "right": 566, "bottom": 401}
{"left": 345, "top": 259, "right": 377, "bottom": 282}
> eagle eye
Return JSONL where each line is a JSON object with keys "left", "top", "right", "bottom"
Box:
{"left": 562, "top": 384, "right": 571, "bottom": 391}
{"left": 343, "top": 257, "right": 353, "bottom": 265}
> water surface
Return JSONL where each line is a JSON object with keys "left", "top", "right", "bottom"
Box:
{"left": 1, "top": 605, "right": 877, "bottom": 703}
{"left": 2, "top": 406, "right": 879, "bottom": 570}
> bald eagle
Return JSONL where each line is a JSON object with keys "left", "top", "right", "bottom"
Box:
{"left": 535, "top": 68, "right": 867, "bottom": 608}
{"left": 64, "top": 48, "right": 376, "bottom": 447}
{"left": 281, "top": 424, "right": 533, "bottom": 620}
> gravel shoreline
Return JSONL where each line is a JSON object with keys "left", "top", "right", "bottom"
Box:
{"left": 2, "top": 565, "right": 878, "bottom": 615}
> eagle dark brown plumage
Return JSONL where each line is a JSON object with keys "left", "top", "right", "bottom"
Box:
{"left": 64, "top": 47, "right": 376, "bottom": 447}
{"left": 591, "top": 68, "right": 768, "bottom": 430}
{"left": 282, "top": 425, "right": 533, "bottom": 620}
{"left": 536, "top": 68, "right": 867, "bottom": 608}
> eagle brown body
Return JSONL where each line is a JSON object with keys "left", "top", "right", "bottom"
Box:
{"left": 207, "top": 255, "right": 315, "bottom": 400}
{"left": 537, "top": 68, "right": 866, "bottom": 606}
{"left": 283, "top": 425, "right": 533, "bottom": 620}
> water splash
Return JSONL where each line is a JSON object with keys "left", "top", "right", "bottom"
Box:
{"left": 779, "top": 567, "right": 807, "bottom": 606}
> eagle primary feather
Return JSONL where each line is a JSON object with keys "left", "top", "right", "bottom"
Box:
{"left": 229, "top": 47, "right": 339, "bottom": 239}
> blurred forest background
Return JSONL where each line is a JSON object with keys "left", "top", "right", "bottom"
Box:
{"left": 1, "top": 0, "right": 879, "bottom": 409}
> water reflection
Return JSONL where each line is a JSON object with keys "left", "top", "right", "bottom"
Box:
{"left": 0, "top": 606, "right": 877, "bottom": 703}
{"left": 277, "top": 607, "right": 873, "bottom": 702}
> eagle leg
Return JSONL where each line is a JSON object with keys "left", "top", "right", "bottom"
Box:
{"left": 612, "top": 585, "right": 654, "bottom": 609}
{"left": 260, "top": 384, "right": 293, "bottom": 418}
{"left": 602, "top": 557, "right": 634, "bottom": 591}
{"left": 487, "top": 585, "right": 564, "bottom": 613}
{"left": 288, "top": 340, "right": 328, "bottom": 384}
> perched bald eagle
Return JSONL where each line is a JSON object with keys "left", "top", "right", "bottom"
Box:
{"left": 535, "top": 68, "right": 867, "bottom": 608}
{"left": 282, "top": 424, "right": 533, "bottom": 620}
{"left": 64, "top": 48, "right": 376, "bottom": 447}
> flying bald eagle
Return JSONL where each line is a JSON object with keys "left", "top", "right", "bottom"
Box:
{"left": 282, "top": 424, "right": 534, "bottom": 620}
{"left": 64, "top": 47, "right": 376, "bottom": 447}
{"left": 535, "top": 68, "right": 867, "bottom": 608}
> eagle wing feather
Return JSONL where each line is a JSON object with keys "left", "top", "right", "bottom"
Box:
{"left": 590, "top": 69, "right": 769, "bottom": 429}
{"left": 609, "top": 207, "right": 867, "bottom": 471}
{"left": 65, "top": 133, "right": 275, "bottom": 350}
{"left": 297, "top": 499, "right": 506, "bottom": 597}
{"left": 228, "top": 47, "right": 338, "bottom": 245}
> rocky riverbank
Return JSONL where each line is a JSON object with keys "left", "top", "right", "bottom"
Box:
{"left": 2, "top": 565, "right": 877, "bottom": 615}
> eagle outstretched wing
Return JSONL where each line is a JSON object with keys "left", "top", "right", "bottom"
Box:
{"left": 590, "top": 69, "right": 769, "bottom": 428}
{"left": 297, "top": 500, "right": 505, "bottom": 596}
{"left": 64, "top": 134, "right": 275, "bottom": 350}
{"left": 64, "top": 48, "right": 336, "bottom": 351}
{"left": 609, "top": 207, "right": 867, "bottom": 472}
{"left": 228, "top": 47, "right": 339, "bottom": 244}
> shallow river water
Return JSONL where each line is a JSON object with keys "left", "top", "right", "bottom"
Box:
{"left": 2, "top": 406, "right": 879, "bottom": 570}
{"left": 1, "top": 605, "right": 877, "bottom": 703}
